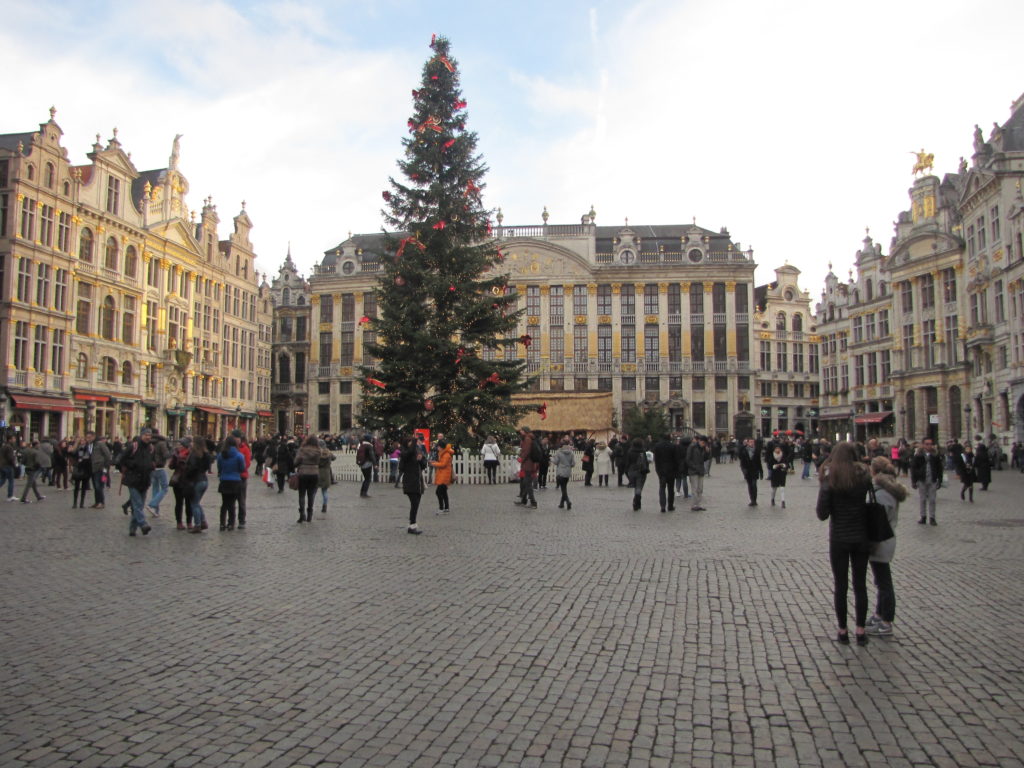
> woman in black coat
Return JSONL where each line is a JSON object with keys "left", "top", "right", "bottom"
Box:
{"left": 399, "top": 436, "right": 426, "bottom": 534}
{"left": 816, "top": 441, "right": 873, "bottom": 646}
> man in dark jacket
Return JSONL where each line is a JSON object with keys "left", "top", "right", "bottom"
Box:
{"left": 673, "top": 437, "right": 690, "bottom": 499}
{"left": 88, "top": 432, "right": 113, "bottom": 508}
{"left": 910, "top": 437, "right": 944, "bottom": 525}
{"left": 686, "top": 436, "right": 707, "bottom": 511}
{"left": 119, "top": 428, "right": 156, "bottom": 535}
{"left": 652, "top": 434, "right": 678, "bottom": 513}
{"left": 514, "top": 427, "right": 538, "bottom": 508}
{"left": 738, "top": 438, "right": 761, "bottom": 506}
{"left": 146, "top": 429, "right": 171, "bottom": 517}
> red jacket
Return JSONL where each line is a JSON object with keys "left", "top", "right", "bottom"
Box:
{"left": 237, "top": 441, "right": 252, "bottom": 480}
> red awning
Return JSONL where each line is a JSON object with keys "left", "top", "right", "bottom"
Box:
{"left": 257, "top": 410, "right": 273, "bottom": 418}
{"left": 196, "top": 405, "right": 233, "bottom": 416}
{"left": 10, "top": 394, "right": 77, "bottom": 412}
{"left": 854, "top": 411, "right": 893, "bottom": 424}
{"left": 73, "top": 391, "right": 110, "bottom": 402}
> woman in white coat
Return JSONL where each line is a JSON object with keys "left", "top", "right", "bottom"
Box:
{"left": 594, "top": 441, "right": 614, "bottom": 487}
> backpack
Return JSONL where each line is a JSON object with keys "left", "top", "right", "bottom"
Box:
{"left": 529, "top": 438, "right": 542, "bottom": 464}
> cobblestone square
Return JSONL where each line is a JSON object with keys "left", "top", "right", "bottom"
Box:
{"left": 2, "top": 466, "right": 1023, "bottom": 767}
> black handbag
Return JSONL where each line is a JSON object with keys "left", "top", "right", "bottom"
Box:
{"left": 865, "top": 487, "right": 895, "bottom": 542}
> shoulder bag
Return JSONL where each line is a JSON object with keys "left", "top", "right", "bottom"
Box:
{"left": 864, "top": 487, "right": 894, "bottom": 543}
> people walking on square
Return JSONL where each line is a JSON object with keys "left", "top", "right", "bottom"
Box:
{"left": 87, "top": 432, "right": 112, "bottom": 509}
{"left": 551, "top": 437, "right": 575, "bottom": 510}
{"left": 674, "top": 436, "right": 691, "bottom": 499}
{"left": 0, "top": 435, "right": 17, "bottom": 501}
{"left": 295, "top": 435, "right": 322, "bottom": 523}
{"left": 738, "top": 437, "right": 761, "bottom": 506}
{"left": 974, "top": 436, "right": 992, "bottom": 491}
{"left": 183, "top": 438, "right": 212, "bottom": 533}
{"left": 536, "top": 435, "right": 551, "bottom": 490}
{"left": 514, "top": 427, "right": 538, "bottom": 508}
{"left": 816, "top": 441, "right": 873, "bottom": 645}
{"left": 481, "top": 435, "right": 502, "bottom": 484}
{"left": 215, "top": 436, "right": 246, "bottom": 531}
{"left": 613, "top": 435, "right": 629, "bottom": 487}
{"left": 626, "top": 437, "right": 649, "bottom": 511}
{"left": 594, "top": 441, "right": 613, "bottom": 487}
{"left": 52, "top": 438, "right": 70, "bottom": 490}
{"left": 230, "top": 429, "right": 252, "bottom": 527}
{"left": 356, "top": 434, "right": 375, "bottom": 498}
{"left": 686, "top": 436, "right": 707, "bottom": 512}
{"left": 317, "top": 439, "right": 336, "bottom": 514}
{"left": 18, "top": 440, "right": 45, "bottom": 503}
{"left": 431, "top": 438, "right": 454, "bottom": 515}
{"left": 400, "top": 435, "right": 425, "bottom": 534}
{"left": 167, "top": 437, "right": 192, "bottom": 529}
{"left": 769, "top": 446, "right": 788, "bottom": 508}
{"left": 71, "top": 437, "right": 92, "bottom": 509}
{"left": 801, "top": 438, "right": 814, "bottom": 480}
{"left": 582, "top": 439, "right": 595, "bottom": 487}
{"left": 867, "top": 456, "right": 907, "bottom": 637}
{"left": 119, "top": 428, "right": 156, "bottom": 536}
{"left": 954, "top": 443, "right": 977, "bottom": 503}
{"left": 910, "top": 437, "right": 943, "bottom": 525}
{"left": 273, "top": 438, "right": 294, "bottom": 493}
{"left": 652, "top": 433, "right": 676, "bottom": 513}
{"left": 146, "top": 429, "right": 171, "bottom": 518}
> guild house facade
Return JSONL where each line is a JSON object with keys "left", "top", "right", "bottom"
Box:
{"left": 0, "top": 110, "right": 273, "bottom": 440}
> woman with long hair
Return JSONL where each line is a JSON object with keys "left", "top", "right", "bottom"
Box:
{"left": 317, "top": 439, "right": 336, "bottom": 514}
{"left": 70, "top": 436, "right": 92, "bottom": 509}
{"left": 816, "top": 441, "right": 873, "bottom": 645}
{"left": 184, "top": 438, "right": 212, "bottom": 533}
{"left": 480, "top": 435, "right": 502, "bottom": 485}
{"left": 399, "top": 435, "right": 425, "bottom": 534}
{"left": 294, "top": 435, "right": 322, "bottom": 523}
{"left": 867, "top": 457, "right": 908, "bottom": 637}
{"left": 216, "top": 436, "right": 246, "bottom": 531}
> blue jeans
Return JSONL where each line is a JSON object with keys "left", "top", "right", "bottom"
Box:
{"left": 1, "top": 466, "right": 15, "bottom": 498}
{"left": 91, "top": 469, "right": 106, "bottom": 505}
{"left": 802, "top": 460, "right": 812, "bottom": 479}
{"left": 128, "top": 486, "right": 149, "bottom": 532}
{"left": 148, "top": 468, "right": 169, "bottom": 512}
{"left": 191, "top": 478, "right": 209, "bottom": 528}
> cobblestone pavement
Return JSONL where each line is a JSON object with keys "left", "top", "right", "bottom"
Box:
{"left": 2, "top": 463, "right": 1024, "bottom": 768}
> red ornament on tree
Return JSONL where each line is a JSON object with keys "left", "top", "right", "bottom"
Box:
{"left": 425, "top": 398, "right": 434, "bottom": 411}
{"left": 433, "top": 220, "right": 446, "bottom": 230}
{"left": 395, "top": 275, "right": 406, "bottom": 286}
{"left": 538, "top": 402, "right": 548, "bottom": 421}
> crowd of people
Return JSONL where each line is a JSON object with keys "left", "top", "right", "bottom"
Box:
{"left": 2, "top": 423, "right": 1020, "bottom": 643}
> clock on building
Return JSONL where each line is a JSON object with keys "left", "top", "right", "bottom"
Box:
{"left": 619, "top": 249, "right": 636, "bottom": 264}
{"left": 688, "top": 248, "right": 704, "bottom": 264}
{"left": 341, "top": 260, "right": 355, "bottom": 275}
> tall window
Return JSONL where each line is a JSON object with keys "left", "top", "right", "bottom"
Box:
{"left": 526, "top": 285, "right": 540, "bottom": 316}
{"left": 278, "top": 354, "right": 291, "bottom": 384}
{"left": 124, "top": 246, "right": 138, "bottom": 279}
{"left": 19, "top": 196, "right": 36, "bottom": 240}
{"left": 644, "top": 324, "right": 659, "bottom": 360}
{"left": 13, "top": 322, "right": 29, "bottom": 369}
{"left": 944, "top": 315, "right": 959, "bottom": 364}
{"left": 57, "top": 212, "right": 71, "bottom": 252}
{"left": 16, "top": 257, "right": 32, "bottom": 302}
{"left": 643, "top": 284, "right": 658, "bottom": 315}
{"left": 295, "top": 352, "right": 306, "bottom": 383}
{"left": 146, "top": 300, "right": 158, "bottom": 349}
{"left": 39, "top": 204, "right": 54, "bottom": 247}
{"left": 620, "top": 284, "right": 635, "bottom": 320}
{"left": 902, "top": 324, "right": 914, "bottom": 368}
{"left": 793, "top": 343, "right": 804, "bottom": 372}
{"left": 79, "top": 228, "right": 94, "bottom": 263}
{"left": 100, "top": 357, "right": 116, "bottom": 383}
{"left": 51, "top": 330, "right": 65, "bottom": 374}
{"left": 942, "top": 268, "right": 957, "bottom": 303}
{"left": 920, "top": 273, "right": 935, "bottom": 308}
{"left": 760, "top": 341, "right": 771, "bottom": 371}
{"left": 106, "top": 176, "right": 120, "bottom": 214}
{"left": 573, "top": 325, "right": 587, "bottom": 361}
{"left": 319, "top": 295, "right": 334, "bottom": 323}
{"left": 44, "top": 162, "right": 55, "bottom": 188}
{"left": 340, "top": 331, "right": 354, "bottom": 365}
{"left": 572, "top": 284, "right": 587, "bottom": 316}
{"left": 878, "top": 309, "right": 890, "bottom": 336}
{"left": 712, "top": 283, "right": 726, "bottom": 314}
{"left": 122, "top": 296, "right": 136, "bottom": 344}
{"left": 667, "top": 284, "right": 680, "bottom": 316}
{"left": 735, "top": 283, "right": 748, "bottom": 314}
{"left": 100, "top": 296, "right": 116, "bottom": 340}
{"left": 598, "top": 325, "right": 612, "bottom": 363}
{"left": 690, "top": 283, "right": 704, "bottom": 315}
{"left": 147, "top": 256, "right": 159, "bottom": 288}
{"left": 597, "top": 284, "right": 612, "bottom": 315}
{"left": 901, "top": 281, "right": 913, "bottom": 313}
{"left": 34, "top": 264, "right": 50, "bottom": 307}
{"left": 33, "top": 325, "right": 47, "bottom": 371}
{"left": 76, "top": 352, "right": 88, "bottom": 379}
{"left": 122, "top": 361, "right": 133, "bottom": 386}
{"left": 320, "top": 332, "right": 333, "bottom": 362}
{"left": 104, "top": 237, "right": 118, "bottom": 271}
{"left": 995, "top": 280, "right": 1005, "bottom": 323}
{"left": 668, "top": 325, "right": 682, "bottom": 362}
{"left": 549, "top": 327, "right": 563, "bottom": 364}
{"left": 76, "top": 283, "right": 92, "bottom": 335}
{"left": 621, "top": 325, "right": 636, "bottom": 363}
{"left": 776, "top": 342, "right": 788, "bottom": 372}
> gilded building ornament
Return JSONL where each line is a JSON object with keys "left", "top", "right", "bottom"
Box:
{"left": 703, "top": 282, "right": 714, "bottom": 293}
{"left": 588, "top": 283, "right": 597, "bottom": 295}
{"left": 598, "top": 315, "right": 612, "bottom": 324}
{"left": 611, "top": 284, "right": 621, "bottom": 295}
{"left": 725, "top": 281, "right": 736, "bottom": 292}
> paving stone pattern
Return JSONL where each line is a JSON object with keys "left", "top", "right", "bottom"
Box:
{"left": 2, "top": 465, "right": 1024, "bottom": 767}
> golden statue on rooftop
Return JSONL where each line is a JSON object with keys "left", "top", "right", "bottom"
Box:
{"left": 911, "top": 149, "right": 934, "bottom": 177}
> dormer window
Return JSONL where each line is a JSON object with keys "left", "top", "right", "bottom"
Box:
{"left": 106, "top": 176, "right": 120, "bottom": 214}
{"left": 44, "top": 163, "right": 55, "bottom": 189}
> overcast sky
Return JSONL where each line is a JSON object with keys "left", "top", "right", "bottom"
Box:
{"left": 4, "top": 0, "right": 1022, "bottom": 302}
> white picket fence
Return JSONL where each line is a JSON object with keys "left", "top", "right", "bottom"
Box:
{"left": 328, "top": 451, "right": 590, "bottom": 485}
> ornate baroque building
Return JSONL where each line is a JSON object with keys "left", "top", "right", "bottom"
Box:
{"left": 753, "top": 265, "right": 820, "bottom": 438}
{"left": 269, "top": 251, "right": 312, "bottom": 435}
{"left": 304, "top": 212, "right": 760, "bottom": 438}
{"left": 0, "top": 111, "right": 272, "bottom": 440}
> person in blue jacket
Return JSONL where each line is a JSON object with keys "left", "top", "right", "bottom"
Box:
{"left": 216, "top": 436, "right": 247, "bottom": 531}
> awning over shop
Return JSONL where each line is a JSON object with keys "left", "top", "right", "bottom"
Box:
{"left": 73, "top": 390, "right": 110, "bottom": 402}
{"left": 854, "top": 411, "right": 893, "bottom": 425}
{"left": 196, "top": 405, "right": 233, "bottom": 416}
{"left": 141, "top": 401, "right": 160, "bottom": 408}
{"left": 10, "top": 394, "right": 77, "bottom": 412}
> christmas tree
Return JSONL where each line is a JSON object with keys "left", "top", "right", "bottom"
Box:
{"left": 360, "top": 35, "right": 531, "bottom": 444}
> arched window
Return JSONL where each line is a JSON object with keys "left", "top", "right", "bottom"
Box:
{"left": 776, "top": 312, "right": 786, "bottom": 331}
{"left": 100, "top": 295, "right": 116, "bottom": 340}
{"left": 44, "top": 163, "right": 55, "bottom": 188}
{"left": 792, "top": 313, "right": 803, "bottom": 332}
{"left": 79, "top": 228, "right": 94, "bottom": 263}
{"left": 76, "top": 352, "right": 88, "bottom": 379}
{"left": 866, "top": 279, "right": 874, "bottom": 301}
{"left": 282, "top": 288, "right": 291, "bottom": 305}
{"left": 124, "top": 245, "right": 138, "bottom": 279}
{"left": 101, "top": 356, "right": 117, "bottom": 383}
{"left": 63, "top": 180, "right": 70, "bottom": 196}
{"left": 26, "top": 165, "right": 35, "bottom": 181}
{"left": 878, "top": 281, "right": 887, "bottom": 296}
{"left": 121, "top": 361, "right": 133, "bottom": 385}
{"left": 853, "top": 289, "right": 860, "bottom": 304}
{"left": 104, "top": 236, "right": 118, "bottom": 270}
{"left": 278, "top": 353, "right": 291, "bottom": 384}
